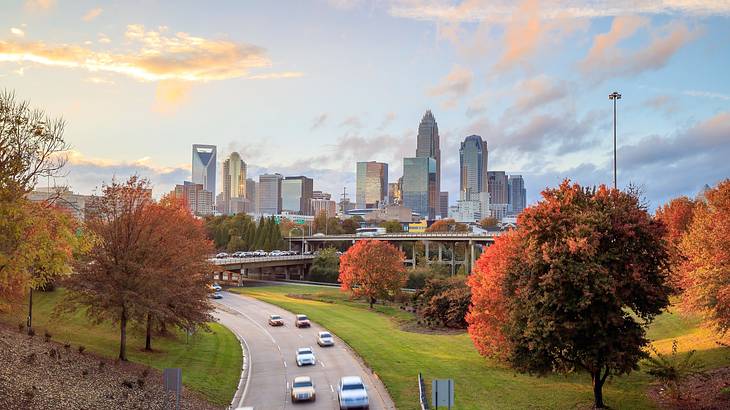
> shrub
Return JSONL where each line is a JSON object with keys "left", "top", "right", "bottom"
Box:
{"left": 414, "top": 276, "right": 471, "bottom": 328}
{"left": 63, "top": 341, "right": 71, "bottom": 350}
{"left": 78, "top": 345, "right": 86, "bottom": 355}
{"left": 44, "top": 330, "right": 52, "bottom": 342}
{"left": 644, "top": 340, "right": 705, "bottom": 401}
{"left": 137, "top": 378, "right": 145, "bottom": 389}
{"left": 99, "top": 361, "right": 105, "bottom": 370}
{"left": 27, "top": 328, "right": 35, "bottom": 337}
{"left": 18, "top": 322, "right": 24, "bottom": 333}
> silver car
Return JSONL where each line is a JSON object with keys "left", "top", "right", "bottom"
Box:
{"left": 317, "top": 331, "right": 334, "bottom": 347}
{"left": 338, "top": 376, "right": 368, "bottom": 409}
{"left": 296, "top": 347, "right": 316, "bottom": 366}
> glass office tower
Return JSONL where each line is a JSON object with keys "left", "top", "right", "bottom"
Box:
{"left": 402, "top": 157, "right": 437, "bottom": 220}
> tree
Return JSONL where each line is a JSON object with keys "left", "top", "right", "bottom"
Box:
{"left": 655, "top": 196, "right": 696, "bottom": 290}
{"left": 138, "top": 196, "right": 214, "bottom": 351}
{"left": 679, "top": 179, "right": 730, "bottom": 333}
{"left": 339, "top": 240, "right": 406, "bottom": 308}
{"left": 415, "top": 276, "right": 471, "bottom": 328}
{"left": 62, "top": 177, "right": 156, "bottom": 360}
{"left": 307, "top": 247, "right": 340, "bottom": 283}
{"left": 379, "top": 220, "right": 403, "bottom": 233}
{"left": 426, "top": 218, "right": 468, "bottom": 232}
{"left": 341, "top": 217, "right": 361, "bottom": 234}
{"left": 467, "top": 181, "right": 672, "bottom": 408}
{"left": 478, "top": 217, "right": 499, "bottom": 230}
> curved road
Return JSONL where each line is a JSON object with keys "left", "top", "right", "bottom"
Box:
{"left": 215, "top": 291, "right": 396, "bottom": 410}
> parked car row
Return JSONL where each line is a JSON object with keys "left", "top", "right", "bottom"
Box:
{"left": 214, "top": 250, "right": 301, "bottom": 259}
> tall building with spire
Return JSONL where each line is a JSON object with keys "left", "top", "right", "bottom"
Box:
{"left": 192, "top": 144, "right": 216, "bottom": 194}
{"left": 415, "top": 110, "right": 442, "bottom": 217}
{"left": 459, "top": 135, "right": 488, "bottom": 200}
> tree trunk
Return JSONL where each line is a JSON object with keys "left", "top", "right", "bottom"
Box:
{"left": 26, "top": 287, "right": 33, "bottom": 335}
{"left": 369, "top": 296, "right": 375, "bottom": 309}
{"left": 119, "top": 306, "right": 128, "bottom": 361}
{"left": 145, "top": 312, "right": 152, "bottom": 351}
{"left": 592, "top": 369, "right": 606, "bottom": 408}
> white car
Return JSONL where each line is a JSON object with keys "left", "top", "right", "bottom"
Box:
{"left": 317, "top": 331, "right": 334, "bottom": 347}
{"left": 295, "top": 347, "right": 316, "bottom": 366}
{"left": 338, "top": 376, "right": 369, "bottom": 409}
{"left": 211, "top": 283, "right": 222, "bottom": 292}
{"left": 291, "top": 376, "right": 316, "bottom": 402}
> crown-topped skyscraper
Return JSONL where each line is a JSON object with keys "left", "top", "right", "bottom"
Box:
{"left": 416, "top": 110, "right": 441, "bottom": 195}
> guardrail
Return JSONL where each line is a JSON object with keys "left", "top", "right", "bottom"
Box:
{"left": 418, "top": 372, "right": 429, "bottom": 410}
{"left": 291, "top": 232, "right": 500, "bottom": 239}
{"left": 210, "top": 255, "right": 316, "bottom": 264}
{"left": 241, "top": 278, "right": 419, "bottom": 293}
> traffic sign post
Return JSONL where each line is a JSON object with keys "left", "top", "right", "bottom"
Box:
{"left": 432, "top": 379, "right": 454, "bottom": 410}
{"left": 163, "top": 368, "right": 182, "bottom": 410}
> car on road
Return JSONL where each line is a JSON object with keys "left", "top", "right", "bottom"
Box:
{"left": 215, "top": 252, "right": 229, "bottom": 258}
{"left": 211, "top": 283, "right": 222, "bottom": 292}
{"left": 317, "top": 331, "right": 334, "bottom": 347}
{"left": 291, "top": 376, "right": 316, "bottom": 402}
{"left": 338, "top": 376, "right": 369, "bottom": 409}
{"left": 295, "top": 347, "right": 316, "bottom": 366}
{"left": 295, "top": 314, "right": 311, "bottom": 328}
{"left": 268, "top": 314, "right": 284, "bottom": 326}
{"left": 212, "top": 291, "right": 223, "bottom": 299}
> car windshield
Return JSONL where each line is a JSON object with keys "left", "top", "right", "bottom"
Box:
{"left": 293, "top": 380, "right": 312, "bottom": 388}
{"left": 320, "top": 333, "right": 331, "bottom": 338}
{"left": 298, "top": 349, "right": 312, "bottom": 354}
{"left": 298, "top": 315, "right": 308, "bottom": 320}
{"left": 342, "top": 382, "right": 364, "bottom": 391}
{"left": 271, "top": 315, "right": 281, "bottom": 320}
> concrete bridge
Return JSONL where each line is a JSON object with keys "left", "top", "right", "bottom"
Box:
{"left": 210, "top": 254, "right": 315, "bottom": 285}
{"left": 288, "top": 232, "right": 499, "bottom": 274}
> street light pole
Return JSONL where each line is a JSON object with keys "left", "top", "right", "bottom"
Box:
{"left": 609, "top": 91, "right": 622, "bottom": 190}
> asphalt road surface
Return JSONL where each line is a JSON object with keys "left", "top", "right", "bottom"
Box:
{"left": 215, "top": 291, "right": 396, "bottom": 410}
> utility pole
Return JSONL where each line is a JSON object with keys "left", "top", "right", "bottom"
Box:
{"left": 609, "top": 91, "right": 622, "bottom": 190}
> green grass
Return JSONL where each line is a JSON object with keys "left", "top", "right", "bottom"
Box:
{"left": 1, "top": 289, "right": 241, "bottom": 407}
{"left": 231, "top": 285, "right": 730, "bottom": 410}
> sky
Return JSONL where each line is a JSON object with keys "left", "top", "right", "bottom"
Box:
{"left": 1, "top": 0, "right": 729, "bottom": 209}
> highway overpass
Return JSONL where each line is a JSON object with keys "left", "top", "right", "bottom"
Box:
{"left": 210, "top": 255, "right": 315, "bottom": 285}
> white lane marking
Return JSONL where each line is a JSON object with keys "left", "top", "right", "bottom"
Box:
{"left": 298, "top": 334, "right": 303, "bottom": 338}
{"left": 276, "top": 344, "right": 281, "bottom": 352}
{"left": 320, "top": 361, "right": 326, "bottom": 368}
{"left": 224, "top": 303, "right": 278, "bottom": 345}
{"left": 286, "top": 381, "right": 289, "bottom": 390}
{"left": 283, "top": 360, "right": 287, "bottom": 368}
{"left": 330, "top": 384, "right": 334, "bottom": 393}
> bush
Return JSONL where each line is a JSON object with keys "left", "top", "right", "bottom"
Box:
{"left": 306, "top": 247, "right": 340, "bottom": 283}
{"left": 644, "top": 340, "right": 705, "bottom": 401}
{"left": 44, "top": 330, "right": 52, "bottom": 342}
{"left": 27, "top": 328, "right": 35, "bottom": 337}
{"left": 414, "top": 276, "right": 471, "bottom": 328}
{"left": 406, "top": 270, "right": 428, "bottom": 289}
{"left": 18, "top": 322, "right": 24, "bottom": 333}
{"left": 63, "top": 341, "right": 71, "bottom": 351}
{"left": 78, "top": 345, "right": 86, "bottom": 354}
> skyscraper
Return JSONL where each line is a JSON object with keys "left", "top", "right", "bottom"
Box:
{"left": 222, "top": 152, "right": 246, "bottom": 215}
{"left": 172, "top": 181, "right": 214, "bottom": 216}
{"left": 402, "top": 157, "right": 437, "bottom": 220}
{"left": 459, "top": 135, "right": 488, "bottom": 200}
{"left": 192, "top": 144, "right": 216, "bottom": 194}
{"left": 488, "top": 171, "right": 509, "bottom": 219}
{"left": 258, "top": 173, "right": 283, "bottom": 215}
{"left": 388, "top": 182, "right": 401, "bottom": 205}
{"left": 416, "top": 110, "right": 441, "bottom": 202}
{"left": 356, "top": 161, "right": 388, "bottom": 209}
{"left": 246, "top": 178, "right": 257, "bottom": 213}
{"left": 282, "top": 176, "right": 314, "bottom": 215}
{"left": 508, "top": 175, "right": 527, "bottom": 215}
{"left": 439, "top": 191, "right": 449, "bottom": 219}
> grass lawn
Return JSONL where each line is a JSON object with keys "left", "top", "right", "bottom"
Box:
{"left": 1, "top": 289, "right": 241, "bottom": 407}
{"left": 231, "top": 284, "right": 730, "bottom": 410}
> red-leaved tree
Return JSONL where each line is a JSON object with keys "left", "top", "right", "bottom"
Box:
{"left": 680, "top": 179, "right": 730, "bottom": 333}
{"left": 656, "top": 196, "right": 696, "bottom": 290}
{"left": 338, "top": 240, "right": 406, "bottom": 308}
{"left": 467, "top": 181, "right": 672, "bottom": 408}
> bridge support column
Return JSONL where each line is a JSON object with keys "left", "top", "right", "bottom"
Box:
{"left": 450, "top": 242, "right": 456, "bottom": 275}
{"left": 469, "top": 240, "right": 475, "bottom": 274}
{"left": 424, "top": 240, "right": 430, "bottom": 264}
{"left": 285, "top": 266, "right": 290, "bottom": 280}
{"left": 438, "top": 244, "right": 443, "bottom": 262}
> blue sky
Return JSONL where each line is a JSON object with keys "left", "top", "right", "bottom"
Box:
{"left": 1, "top": 0, "right": 729, "bottom": 208}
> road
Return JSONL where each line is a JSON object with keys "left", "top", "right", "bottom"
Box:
{"left": 215, "top": 291, "right": 396, "bottom": 410}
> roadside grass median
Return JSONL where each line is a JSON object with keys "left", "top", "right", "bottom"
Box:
{"left": 230, "top": 284, "right": 730, "bottom": 410}
{"left": 0, "top": 288, "right": 241, "bottom": 407}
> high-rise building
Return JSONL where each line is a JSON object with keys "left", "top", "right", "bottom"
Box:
{"left": 402, "top": 157, "right": 437, "bottom": 220}
{"left": 439, "top": 191, "right": 449, "bottom": 219}
{"left": 508, "top": 175, "right": 527, "bottom": 215}
{"left": 172, "top": 181, "right": 214, "bottom": 216}
{"left": 460, "top": 135, "right": 488, "bottom": 200}
{"left": 192, "top": 144, "right": 216, "bottom": 194}
{"left": 258, "top": 173, "right": 282, "bottom": 215}
{"left": 388, "top": 182, "right": 401, "bottom": 205}
{"left": 246, "top": 178, "right": 257, "bottom": 213}
{"left": 488, "top": 171, "right": 509, "bottom": 219}
{"left": 416, "top": 110, "right": 441, "bottom": 202}
{"left": 222, "top": 152, "right": 246, "bottom": 214}
{"left": 27, "top": 187, "right": 93, "bottom": 220}
{"left": 356, "top": 161, "right": 388, "bottom": 209}
{"left": 312, "top": 191, "right": 331, "bottom": 201}
{"left": 282, "top": 176, "right": 314, "bottom": 215}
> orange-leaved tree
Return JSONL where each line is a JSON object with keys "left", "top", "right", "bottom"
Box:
{"left": 426, "top": 218, "right": 468, "bottom": 232}
{"left": 338, "top": 240, "right": 406, "bottom": 308}
{"left": 467, "top": 181, "right": 672, "bottom": 408}
{"left": 655, "top": 196, "right": 696, "bottom": 291}
{"left": 679, "top": 179, "right": 730, "bottom": 333}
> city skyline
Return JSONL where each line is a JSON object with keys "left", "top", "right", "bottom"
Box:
{"left": 2, "top": 1, "right": 728, "bottom": 209}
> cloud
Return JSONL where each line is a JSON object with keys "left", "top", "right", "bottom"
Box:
{"left": 0, "top": 24, "right": 302, "bottom": 82}
{"left": 683, "top": 89, "right": 730, "bottom": 101}
{"left": 427, "top": 65, "right": 473, "bottom": 108}
{"left": 97, "top": 33, "right": 111, "bottom": 44}
{"left": 85, "top": 76, "right": 114, "bottom": 85}
{"left": 643, "top": 94, "right": 679, "bottom": 116}
{"left": 506, "top": 75, "right": 568, "bottom": 116}
{"left": 152, "top": 81, "right": 192, "bottom": 113}
{"left": 310, "top": 113, "right": 328, "bottom": 130}
{"left": 82, "top": 7, "right": 103, "bottom": 22}
{"left": 580, "top": 18, "right": 700, "bottom": 81}
{"left": 386, "top": 0, "right": 730, "bottom": 22}
{"left": 339, "top": 116, "right": 364, "bottom": 129}
{"left": 493, "top": 0, "right": 543, "bottom": 72}
{"left": 376, "top": 112, "right": 397, "bottom": 130}
{"left": 24, "top": 0, "right": 56, "bottom": 12}
{"left": 10, "top": 28, "right": 25, "bottom": 37}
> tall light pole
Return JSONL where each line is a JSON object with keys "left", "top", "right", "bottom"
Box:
{"left": 609, "top": 91, "right": 621, "bottom": 190}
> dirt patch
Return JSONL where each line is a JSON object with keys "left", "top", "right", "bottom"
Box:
{"left": 0, "top": 324, "right": 219, "bottom": 409}
{"left": 647, "top": 366, "right": 730, "bottom": 410}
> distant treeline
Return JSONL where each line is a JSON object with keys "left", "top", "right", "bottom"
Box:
{"left": 205, "top": 214, "right": 285, "bottom": 252}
